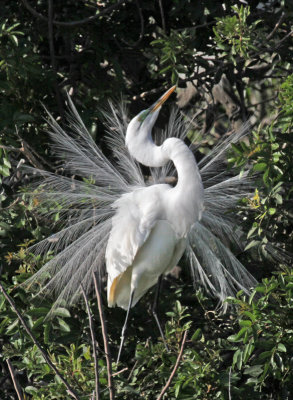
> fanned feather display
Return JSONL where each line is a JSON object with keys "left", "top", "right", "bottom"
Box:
{"left": 23, "top": 97, "right": 257, "bottom": 309}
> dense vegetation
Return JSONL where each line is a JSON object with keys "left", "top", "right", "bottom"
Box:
{"left": 1, "top": 1, "right": 292, "bottom": 399}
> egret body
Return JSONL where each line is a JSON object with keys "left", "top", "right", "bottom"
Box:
{"left": 105, "top": 87, "right": 204, "bottom": 359}
{"left": 106, "top": 87, "right": 204, "bottom": 312}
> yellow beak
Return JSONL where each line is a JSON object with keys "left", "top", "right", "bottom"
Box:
{"left": 150, "top": 85, "right": 176, "bottom": 112}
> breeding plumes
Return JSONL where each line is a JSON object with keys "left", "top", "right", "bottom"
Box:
{"left": 24, "top": 87, "right": 257, "bottom": 356}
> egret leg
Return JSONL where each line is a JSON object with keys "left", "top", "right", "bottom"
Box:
{"left": 152, "top": 275, "right": 169, "bottom": 351}
{"left": 117, "top": 290, "right": 134, "bottom": 364}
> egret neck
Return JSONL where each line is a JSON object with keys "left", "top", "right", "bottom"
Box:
{"left": 126, "top": 118, "right": 204, "bottom": 236}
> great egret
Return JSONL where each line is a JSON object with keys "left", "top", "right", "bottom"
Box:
{"left": 106, "top": 86, "right": 204, "bottom": 358}
{"left": 24, "top": 86, "right": 257, "bottom": 360}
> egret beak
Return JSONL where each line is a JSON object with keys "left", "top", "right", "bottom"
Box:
{"left": 150, "top": 85, "right": 176, "bottom": 113}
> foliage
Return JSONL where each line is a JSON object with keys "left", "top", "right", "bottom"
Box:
{"left": 279, "top": 74, "right": 293, "bottom": 130}
{"left": 0, "top": 1, "right": 292, "bottom": 399}
{"left": 213, "top": 5, "right": 261, "bottom": 64}
{"left": 151, "top": 29, "right": 196, "bottom": 84}
{"left": 1, "top": 269, "right": 293, "bottom": 399}
{"left": 229, "top": 73, "right": 293, "bottom": 261}
{"left": 226, "top": 270, "right": 293, "bottom": 399}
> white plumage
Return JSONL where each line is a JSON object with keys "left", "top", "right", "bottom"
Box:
{"left": 23, "top": 87, "right": 257, "bottom": 314}
{"left": 106, "top": 87, "right": 204, "bottom": 309}
{"left": 106, "top": 186, "right": 190, "bottom": 309}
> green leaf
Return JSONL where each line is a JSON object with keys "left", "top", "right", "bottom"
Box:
{"left": 50, "top": 307, "right": 71, "bottom": 318}
{"left": 258, "top": 350, "right": 272, "bottom": 360}
{"left": 228, "top": 327, "right": 247, "bottom": 342}
{"left": 244, "top": 240, "right": 260, "bottom": 251}
{"left": 44, "top": 323, "right": 50, "bottom": 344}
{"left": 0, "top": 165, "right": 10, "bottom": 177}
{"left": 26, "top": 307, "right": 50, "bottom": 317}
{"left": 25, "top": 386, "right": 39, "bottom": 395}
{"left": 277, "top": 343, "right": 286, "bottom": 352}
{"left": 32, "top": 316, "right": 45, "bottom": 330}
{"left": 243, "top": 341, "right": 255, "bottom": 363}
{"left": 191, "top": 328, "right": 202, "bottom": 342}
{"left": 253, "top": 162, "right": 267, "bottom": 172}
{"left": 233, "top": 349, "right": 243, "bottom": 369}
{"left": 274, "top": 193, "right": 283, "bottom": 204}
{"left": 159, "top": 65, "right": 172, "bottom": 74}
{"left": 263, "top": 167, "right": 270, "bottom": 187}
{"left": 246, "top": 377, "right": 260, "bottom": 385}
{"left": 3, "top": 158, "right": 11, "bottom": 168}
{"left": 6, "top": 319, "right": 19, "bottom": 333}
{"left": 6, "top": 23, "right": 21, "bottom": 32}
{"left": 243, "top": 311, "right": 257, "bottom": 322}
{"left": 247, "top": 225, "right": 257, "bottom": 239}
{"left": 58, "top": 318, "right": 71, "bottom": 332}
{"left": 9, "top": 35, "right": 18, "bottom": 46}
{"left": 255, "top": 285, "right": 266, "bottom": 293}
{"left": 231, "top": 143, "right": 243, "bottom": 155}
{"left": 244, "top": 365, "right": 263, "bottom": 377}
{"left": 175, "top": 382, "right": 181, "bottom": 397}
{"left": 239, "top": 320, "right": 252, "bottom": 327}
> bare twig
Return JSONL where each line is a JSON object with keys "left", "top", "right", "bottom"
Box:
{"left": 6, "top": 359, "right": 24, "bottom": 400}
{"left": 176, "top": 20, "right": 216, "bottom": 32}
{"left": 156, "top": 330, "right": 188, "bottom": 400}
{"left": 266, "top": 11, "right": 285, "bottom": 40}
{"left": 247, "top": 95, "right": 277, "bottom": 109}
{"left": 228, "top": 366, "right": 232, "bottom": 400}
{"left": 127, "top": 337, "right": 149, "bottom": 381}
{"left": 14, "top": 127, "right": 52, "bottom": 170}
{"left": 21, "top": 0, "right": 129, "bottom": 27}
{"left": 158, "top": 0, "right": 166, "bottom": 33}
{"left": 273, "top": 29, "right": 293, "bottom": 50}
{"left": 0, "top": 281, "right": 80, "bottom": 400}
{"left": 81, "top": 285, "right": 100, "bottom": 400}
{"left": 93, "top": 272, "right": 115, "bottom": 400}
{"left": 112, "top": 367, "right": 128, "bottom": 376}
{"left": 0, "top": 144, "right": 24, "bottom": 152}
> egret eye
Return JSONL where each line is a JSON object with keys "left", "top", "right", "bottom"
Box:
{"left": 137, "top": 109, "right": 149, "bottom": 122}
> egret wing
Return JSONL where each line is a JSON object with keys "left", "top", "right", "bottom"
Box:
{"left": 105, "top": 186, "right": 165, "bottom": 304}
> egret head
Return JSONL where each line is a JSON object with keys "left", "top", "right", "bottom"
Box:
{"left": 126, "top": 86, "right": 176, "bottom": 146}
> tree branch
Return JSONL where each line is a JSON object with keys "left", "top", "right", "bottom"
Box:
{"left": 93, "top": 272, "right": 115, "bottom": 400}
{"left": 81, "top": 285, "right": 100, "bottom": 400}
{"left": 0, "top": 282, "right": 80, "bottom": 400}
{"left": 266, "top": 11, "right": 285, "bottom": 40}
{"left": 6, "top": 359, "right": 24, "bottom": 400}
{"left": 21, "top": 0, "right": 129, "bottom": 27}
{"left": 0, "top": 144, "right": 24, "bottom": 152}
{"left": 156, "top": 330, "right": 188, "bottom": 400}
{"left": 158, "top": 0, "right": 166, "bottom": 33}
{"left": 112, "top": 367, "right": 128, "bottom": 376}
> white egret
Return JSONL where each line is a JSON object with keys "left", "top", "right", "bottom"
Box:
{"left": 24, "top": 86, "right": 257, "bottom": 361}
{"left": 106, "top": 86, "right": 204, "bottom": 358}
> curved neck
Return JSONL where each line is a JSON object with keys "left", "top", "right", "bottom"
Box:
{"left": 162, "top": 138, "right": 204, "bottom": 233}
{"left": 128, "top": 130, "right": 202, "bottom": 193}
{"left": 126, "top": 122, "right": 169, "bottom": 167}
{"left": 126, "top": 117, "right": 204, "bottom": 233}
{"left": 162, "top": 138, "right": 202, "bottom": 190}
